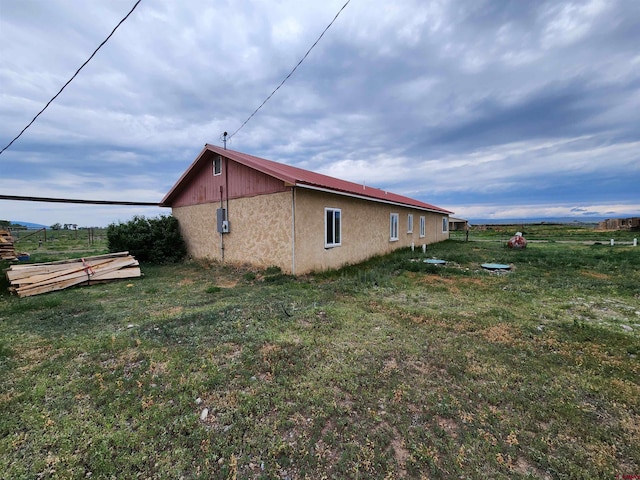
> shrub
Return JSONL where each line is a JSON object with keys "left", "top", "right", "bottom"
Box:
{"left": 106, "top": 215, "right": 187, "bottom": 264}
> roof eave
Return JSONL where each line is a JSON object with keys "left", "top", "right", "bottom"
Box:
{"left": 160, "top": 145, "right": 211, "bottom": 207}
{"left": 295, "top": 183, "right": 453, "bottom": 215}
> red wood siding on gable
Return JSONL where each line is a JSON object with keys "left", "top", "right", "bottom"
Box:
{"left": 169, "top": 154, "right": 289, "bottom": 208}
{"left": 226, "top": 160, "right": 289, "bottom": 198}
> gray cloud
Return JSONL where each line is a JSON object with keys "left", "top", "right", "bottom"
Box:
{"left": 1, "top": 0, "right": 639, "bottom": 226}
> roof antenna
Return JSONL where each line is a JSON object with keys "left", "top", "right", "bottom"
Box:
{"left": 222, "top": 131, "right": 228, "bottom": 150}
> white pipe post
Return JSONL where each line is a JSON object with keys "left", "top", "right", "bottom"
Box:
{"left": 610, "top": 239, "right": 615, "bottom": 246}
{"left": 634, "top": 238, "right": 637, "bottom": 247}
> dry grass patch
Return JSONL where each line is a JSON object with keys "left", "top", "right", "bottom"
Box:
{"left": 478, "top": 323, "right": 523, "bottom": 345}
{"left": 580, "top": 270, "right": 611, "bottom": 279}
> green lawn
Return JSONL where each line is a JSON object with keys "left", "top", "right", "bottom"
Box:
{"left": 1, "top": 233, "right": 638, "bottom": 479}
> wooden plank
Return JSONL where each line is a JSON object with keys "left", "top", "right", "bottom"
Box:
{"left": 6, "top": 252, "right": 141, "bottom": 297}
{"left": 7, "top": 256, "right": 136, "bottom": 283}
{"left": 7, "top": 262, "right": 99, "bottom": 282}
{"left": 17, "top": 274, "right": 95, "bottom": 297}
{"left": 16, "top": 266, "right": 141, "bottom": 297}
{"left": 91, "top": 267, "right": 141, "bottom": 281}
{"left": 15, "top": 258, "right": 138, "bottom": 294}
{"left": 5, "top": 253, "right": 131, "bottom": 281}
{"left": 8, "top": 251, "right": 130, "bottom": 268}
{"left": 16, "top": 257, "right": 138, "bottom": 290}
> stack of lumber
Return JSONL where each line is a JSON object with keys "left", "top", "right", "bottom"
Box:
{"left": 0, "top": 230, "right": 17, "bottom": 261}
{"left": 5, "top": 252, "right": 140, "bottom": 297}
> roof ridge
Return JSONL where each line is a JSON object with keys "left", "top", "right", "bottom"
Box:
{"left": 162, "top": 144, "right": 452, "bottom": 214}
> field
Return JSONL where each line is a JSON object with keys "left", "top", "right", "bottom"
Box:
{"left": 8, "top": 228, "right": 107, "bottom": 261}
{"left": 1, "top": 225, "right": 639, "bottom": 479}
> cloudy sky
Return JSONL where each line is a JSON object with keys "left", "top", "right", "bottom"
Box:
{"left": 1, "top": 0, "right": 639, "bottom": 226}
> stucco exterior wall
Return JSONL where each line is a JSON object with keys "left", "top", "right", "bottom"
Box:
{"left": 224, "top": 192, "right": 293, "bottom": 270}
{"left": 173, "top": 191, "right": 293, "bottom": 271}
{"left": 173, "top": 188, "right": 449, "bottom": 275}
{"left": 293, "top": 189, "right": 449, "bottom": 274}
{"left": 172, "top": 203, "right": 218, "bottom": 260}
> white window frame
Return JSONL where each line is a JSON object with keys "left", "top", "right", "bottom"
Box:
{"left": 390, "top": 213, "right": 399, "bottom": 241}
{"left": 407, "top": 214, "right": 413, "bottom": 234}
{"left": 213, "top": 156, "right": 222, "bottom": 176}
{"left": 419, "top": 216, "right": 426, "bottom": 238}
{"left": 325, "top": 208, "right": 342, "bottom": 248}
{"left": 442, "top": 217, "right": 449, "bottom": 233}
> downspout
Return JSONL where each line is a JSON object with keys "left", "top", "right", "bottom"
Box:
{"left": 291, "top": 187, "right": 296, "bottom": 275}
{"left": 225, "top": 156, "right": 230, "bottom": 222}
{"left": 219, "top": 185, "right": 224, "bottom": 261}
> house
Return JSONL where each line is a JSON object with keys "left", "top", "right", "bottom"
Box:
{"left": 161, "top": 145, "right": 453, "bottom": 274}
{"left": 597, "top": 217, "right": 640, "bottom": 231}
{"left": 449, "top": 217, "right": 469, "bottom": 231}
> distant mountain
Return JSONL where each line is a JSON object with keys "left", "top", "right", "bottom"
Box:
{"left": 468, "top": 217, "right": 607, "bottom": 225}
{"left": 10, "top": 221, "right": 48, "bottom": 229}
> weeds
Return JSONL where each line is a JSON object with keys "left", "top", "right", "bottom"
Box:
{"left": 1, "top": 231, "right": 639, "bottom": 478}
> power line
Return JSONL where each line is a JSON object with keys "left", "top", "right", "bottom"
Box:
{"left": 0, "top": 194, "right": 159, "bottom": 206}
{"left": 0, "top": 0, "right": 143, "bottom": 156}
{"left": 228, "top": 0, "right": 352, "bottom": 140}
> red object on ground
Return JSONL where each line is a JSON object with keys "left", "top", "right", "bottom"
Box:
{"left": 507, "top": 232, "right": 527, "bottom": 249}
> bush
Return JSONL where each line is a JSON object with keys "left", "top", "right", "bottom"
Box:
{"left": 106, "top": 215, "right": 187, "bottom": 264}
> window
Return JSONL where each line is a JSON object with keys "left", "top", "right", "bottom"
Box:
{"left": 213, "top": 155, "right": 222, "bottom": 176}
{"left": 390, "top": 213, "right": 399, "bottom": 241}
{"left": 419, "top": 216, "right": 425, "bottom": 238}
{"left": 442, "top": 217, "right": 449, "bottom": 233}
{"left": 407, "top": 214, "right": 414, "bottom": 233}
{"left": 325, "top": 208, "right": 341, "bottom": 247}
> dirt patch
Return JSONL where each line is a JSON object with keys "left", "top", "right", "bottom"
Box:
{"left": 259, "top": 343, "right": 282, "bottom": 370}
{"left": 219, "top": 343, "right": 243, "bottom": 366}
{"left": 382, "top": 357, "right": 399, "bottom": 374}
{"left": 177, "top": 278, "right": 194, "bottom": 286}
{"left": 215, "top": 278, "right": 238, "bottom": 288}
{"left": 580, "top": 270, "right": 611, "bottom": 280}
{"left": 391, "top": 434, "right": 409, "bottom": 477}
{"left": 405, "top": 359, "right": 435, "bottom": 376}
{"left": 332, "top": 385, "right": 354, "bottom": 410}
{"left": 513, "top": 456, "right": 551, "bottom": 479}
{"left": 436, "top": 416, "right": 459, "bottom": 438}
{"left": 321, "top": 419, "right": 335, "bottom": 436}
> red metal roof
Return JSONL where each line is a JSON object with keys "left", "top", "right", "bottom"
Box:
{"left": 162, "top": 144, "right": 452, "bottom": 214}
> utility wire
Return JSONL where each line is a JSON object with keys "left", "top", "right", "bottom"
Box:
{"left": 228, "top": 0, "right": 351, "bottom": 140}
{"left": 0, "top": 194, "right": 159, "bottom": 206}
{"left": 0, "top": 0, "right": 143, "bottom": 156}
